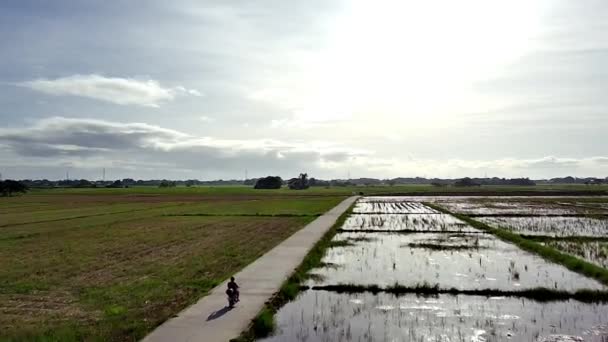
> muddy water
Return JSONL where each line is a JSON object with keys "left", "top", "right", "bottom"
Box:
{"left": 308, "top": 232, "right": 605, "bottom": 291}
{"left": 260, "top": 291, "right": 608, "bottom": 342}
{"left": 478, "top": 216, "right": 608, "bottom": 237}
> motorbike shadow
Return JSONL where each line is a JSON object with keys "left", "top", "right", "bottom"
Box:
{"left": 206, "top": 305, "right": 234, "bottom": 321}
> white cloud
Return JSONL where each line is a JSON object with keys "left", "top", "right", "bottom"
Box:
{"left": 199, "top": 116, "right": 215, "bottom": 122}
{"left": 0, "top": 117, "right": 606, "bottom": 180}
{"left": 187, "top": 89, "right": 203, "bottom": 97}
{"left": 174, "top": 86, "right": 204, "bottom": 97}
{"left": 0, "top": 117, "right": 364, "bottom": 178}
{"left": 19, "top": 75, "right": 202, "bottom": 107}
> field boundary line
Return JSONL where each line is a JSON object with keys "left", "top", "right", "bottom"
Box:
{"left": 164, "top": 213, "right": 321, "bottom": 217}
{"left": 0, "top": 203, "right": 188, "bottom": 228}
{"left": 467, "top": 213, "right": 608, "bottom": 218}
{"left": 304, "top": 284, "right": 608, "bottom": 303}
{"left": 337, "top": 228, "right": 489, "bottom": 234}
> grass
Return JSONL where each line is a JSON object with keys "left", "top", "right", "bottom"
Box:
{"left": 0, "top": 189, "right": 346, "bottom": 341}
{"left": 346, "top": 236, "right": 377, "bottom": 242}
{"left": 251, "top": 308, "right": 275, "bottom": 338}
{"left": 424, "top": 202, "right": 608, "bottom": 286}
{"left": 4, "top": 186, "right": 607, "bottom": 340}
{"left": 521, "top": 235, "right": 608, "bottom": 243}
{"left": 165, "top": 213, "right": 321, "bottom": 217}
{"left": 338, "top": 228, "right": 482, "bottom": 234}
{"left": 467, "top": 213, "right": 608, "bottom": 217}
{"left": 403, "top": 242, "right": 487, "bottom": 250}
{"left": 545, "top": 240, "right": 608, "bottom": 269}
{"left": 232, "top": 202, "right": 356, "bottom": 341}
{"left": 328, "top": 240, "right": 356, "bottom": 248}
{"left": 304, "top": 283, "right": 608, "bottom": 303}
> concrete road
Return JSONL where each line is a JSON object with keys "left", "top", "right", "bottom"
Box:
{"left": 142, "top": 196, "right": 358, "bottom": 342}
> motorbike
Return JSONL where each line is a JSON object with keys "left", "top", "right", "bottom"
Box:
{"left": 226, "top": 288, "right": 239, "bottom": 307}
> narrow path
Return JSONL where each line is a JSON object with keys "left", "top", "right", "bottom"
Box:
{"left": 142, "top": 196, "right": 358, "bottom": 342}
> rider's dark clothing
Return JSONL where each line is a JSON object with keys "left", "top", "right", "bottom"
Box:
{"left": 228, "top": 281, "right": 239, "bottom": 299}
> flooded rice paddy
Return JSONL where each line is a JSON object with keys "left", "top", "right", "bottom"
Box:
{"left": 354, "top": 200, "right": 439, "bottom": 214}
{"left": 478, "top": 216, "right": 608, "bottom": 237}
{"left": 433, "top": 198, "right": 608, "bottom": 216}
{"left": 342, "top": 214, "right": 477, "bottom": 232}
{"left": 546, "top": 241, "right": 608, "bottom": 269}
{"left": 434, "top": 200, "right": 580, "bottom": 216}
{"left": 259, "top": 197, "right": 608, "bottom": 341}
{"left": 308, "top": 232, "right": 604, "bottom": 291}
{"left": 260, "top": 291, "right": 608, "bottom": 342}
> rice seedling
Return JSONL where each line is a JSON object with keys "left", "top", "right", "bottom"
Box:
{"left": 307, "top": 232, "right": 605, "bottom": 291}
{"left": 257, "top": 290, "right": 608, "bottom": 342}
{"left": 425, "top": 202, "right": 608, "bottom": 285}
{"left": 435, "top": 199, "right": 580, "bottom": 216}
{"left": 353, "top": 200, "right": 439, "bottom": 214}
{"left": 546, "top": 241, "right": 608, "bottom": 269}
{"left": 478, "top": 216, "right": 608, "bottom": 237}
{"left": 341, "top": 214, "right": 479, "bottom": 233}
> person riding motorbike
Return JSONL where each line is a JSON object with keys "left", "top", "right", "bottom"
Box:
{"left": 226, "top": 277, "right": 239, "bottom": 306}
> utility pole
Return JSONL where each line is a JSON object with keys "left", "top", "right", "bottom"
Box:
{"left": 103, "top": 168, "right": 106, "bottom": 182}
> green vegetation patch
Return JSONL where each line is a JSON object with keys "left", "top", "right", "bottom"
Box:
{"left": 305, "top": 283, "right": 608, "bottom": 303}
{"left": 0, "top": 189, "right": 347, "bottom": 341}
{"left": 403, "top": 242, "right": 487, "bottom": 251}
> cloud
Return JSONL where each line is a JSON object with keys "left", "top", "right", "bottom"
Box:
{"left": 199, "top": 116, "right": 215, "bottom": 123}
{"left": 0, "top": 117, "right": 606, "bottom": 180}
{"left": 0, "top": 117, "right": 187, "bottom": 153}
{"left": 19, "top": 75, "right": 202, "bottom": 107}
{"left": 174, "top": 86, "right": 204, "bottom": 97}
{"left": 0, "top": 117, "right": 364, "bottom": 178}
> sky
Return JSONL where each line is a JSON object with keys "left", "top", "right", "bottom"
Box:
{"left": 0, "top": 0, "right": 607, "bottom": 180}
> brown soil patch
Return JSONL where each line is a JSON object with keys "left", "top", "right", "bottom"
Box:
{"left": 0, "top": 291, "right": 98, "bottom": 331}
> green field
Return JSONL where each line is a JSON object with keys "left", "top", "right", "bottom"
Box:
{"left": 1, "top": 184, "right": 607, "bottom": 341}
{"left": 0, "top": 188, "right": 346, "bottom": 341}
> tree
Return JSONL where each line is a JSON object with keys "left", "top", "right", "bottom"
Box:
{"left": 254, "top": 176, "right": 283, "bottom": 189}
{"left": 288, "top": 173, "right": 310, "bottom": 190}
{"left": 454, "top": 177, "right": 481, "bottom": 187}
{"left": 107, "top": 180, "right": 123, "bottom": 188}
{"left": 75, "top": 179, "right": 93, "bottom": 188}
{"left": 243, "top": 178, "right": 257, "bottom": 186}
{"left": 0, "top": 180, "right": 29, "bottom": 196}
{"left": 122, "top": 178, "right": 136, "bottom": 186}
{"left": 159, "top": 180, "right": 176, "bottom": 188}
{"left": 309, "top": 178, "right": 330, "bottom": 187}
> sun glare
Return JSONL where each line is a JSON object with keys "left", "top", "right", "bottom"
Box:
{"left": 290, "top": 0, "right": 545, "bottom": 124}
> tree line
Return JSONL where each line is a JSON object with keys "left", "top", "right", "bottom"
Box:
{"left": 9, "top": 175, "right": 607, "bottom": 190}
{"left": 0, "top": 180, "right": 28, "bottom": 196}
